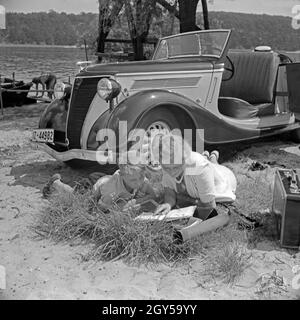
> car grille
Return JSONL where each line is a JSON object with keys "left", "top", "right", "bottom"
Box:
{"left": 66, "top": 77, "right": 100, "bottom": 149}
{"left": 54, "top": 130, "right": 67, "bottom": 145}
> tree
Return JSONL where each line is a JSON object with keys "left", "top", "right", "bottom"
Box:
{"left": 178, "top": 0, "right": 200, "bottom": 32}
{"left": 157, "top": 0, "right": 209, "bottom": 32}
{"left": 97, "top": 0, "right": 125, "bottom": 59}
{"left": 201, "top": 0, "right": 209, "bottom": 30}
{"left": 124, "top": 0, "right": 157, "bottom": 60}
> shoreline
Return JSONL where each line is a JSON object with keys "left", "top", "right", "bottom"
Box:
{"left": 0, "top": 43, "right": 298, "bottom": 53}
{"left": 0, "top": 43, "right": 83, "bottom": 49}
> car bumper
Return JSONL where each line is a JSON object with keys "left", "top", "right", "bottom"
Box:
{"left": 37, "top": 143, "right": 114, "bottom": 163}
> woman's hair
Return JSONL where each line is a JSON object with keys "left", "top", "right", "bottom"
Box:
{"left": 150, "top": 133, "right": 192, "bottom": 165}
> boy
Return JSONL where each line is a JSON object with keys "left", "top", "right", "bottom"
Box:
{"left": 32, "top": 73, "right": 57, "bottom": 99}
{"left": 43, "top": 162, "right": 157, "bottom": 212}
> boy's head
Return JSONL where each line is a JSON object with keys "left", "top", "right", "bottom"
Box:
{"left": 118, "top": 152, "right": 146, "bottom": 190}
{"left": 119, "top": 164, "right": 146, "bottom": 190}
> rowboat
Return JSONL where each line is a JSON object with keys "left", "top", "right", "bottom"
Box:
{"left": 0, "top": 78, "right": 37, "bottom": 108}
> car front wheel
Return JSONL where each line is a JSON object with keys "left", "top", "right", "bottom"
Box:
{"left": 132, "top": 107, "right": 189, "bottom": 168}
{"left": 137, "top": 107, "right": 184, "bottom": 137}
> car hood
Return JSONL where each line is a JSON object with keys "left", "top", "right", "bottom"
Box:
{"left": 77, "top": 58, "right": 214, "bottom": 77}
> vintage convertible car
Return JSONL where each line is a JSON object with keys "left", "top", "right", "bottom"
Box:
{"left": 32, "top": 29, "right": 300, "bottom": 167}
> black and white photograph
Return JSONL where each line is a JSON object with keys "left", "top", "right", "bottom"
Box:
{"left": 0, "top": 0, "right": 300, "bottom": 304}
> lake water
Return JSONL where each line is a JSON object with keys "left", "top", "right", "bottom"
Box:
{"left": 0, "top": 45, "right": 93, "bottom": 83}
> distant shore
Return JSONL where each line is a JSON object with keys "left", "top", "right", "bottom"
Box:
{"left": 0, "top": 43, "right": 82, "bottom": 49}
{"left": 0, "top": 43, "right": 298, "bottom": 53}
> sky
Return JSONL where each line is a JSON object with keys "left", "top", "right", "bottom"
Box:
{"left": 0, "top": 0, "right": 299, "bottom": 17}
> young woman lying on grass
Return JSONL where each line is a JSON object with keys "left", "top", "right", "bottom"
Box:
{"left": 150, "top": 134, "right": 237, "bottom": 219}
{"left": 43, "top": 156, "right": 157, "bottom": 212}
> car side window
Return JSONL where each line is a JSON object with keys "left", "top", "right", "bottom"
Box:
{"left": 154, "top": 40, "right": 168, "bottom": 60}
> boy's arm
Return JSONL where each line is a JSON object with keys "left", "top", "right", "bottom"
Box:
{"left": 164, "top": 187, "right": 177, "bottom": 208}
{"left": 92, "top": 174, "right": 116, "bottom": 206}
{"left": 35, "top": 83, "right": 39, "bottom": 96}
{"left": 153, "top": 187, "right": 176, "bottom": 216}
{"left": 92, "top": 184, "right": 102, "bottom": 202}
{"left": 135, "top": 182, "right": 157, "bottom": 204}
{"left": 41, "top": 82, "right": 46, "bottom": 97}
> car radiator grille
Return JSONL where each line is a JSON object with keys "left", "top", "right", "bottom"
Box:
{"left": 66, "top": 77, "right": 99, "bottom": 149}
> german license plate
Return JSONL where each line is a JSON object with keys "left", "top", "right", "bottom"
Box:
{"left": 32, "top": 129, "right": 54, "bottom": 143}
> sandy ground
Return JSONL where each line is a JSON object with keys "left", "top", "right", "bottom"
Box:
{"left": 1, "top": 103, "right": 300, "bottom": 300}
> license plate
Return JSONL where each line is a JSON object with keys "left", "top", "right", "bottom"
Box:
{"left": 32, "top": 129, "right": 54, "bottom": 143}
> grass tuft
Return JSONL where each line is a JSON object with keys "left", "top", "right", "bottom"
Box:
{"left": 33, "top": 164, "right": 273, "bottom": 281}
{"left": 33, "top": 190, "right": 98, "bottom": 243}
{"left": 33, "top": 189, "right": 200, "bottom": 266}
{"left": 196, "top": 223, "right": 250, "bottom": 284}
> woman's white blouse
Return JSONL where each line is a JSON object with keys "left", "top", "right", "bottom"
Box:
{"left": 162, "top": 152, "right": 237, "bottom": 203}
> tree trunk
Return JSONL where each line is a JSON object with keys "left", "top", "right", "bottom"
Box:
{"left": 97, "top": 30, "right": 108, "bottom": 55}
{"left": 178, "top": 0, "right": 200, "bottom": 33}
{"left": 97, "top": 0, "right": 124, "bottom": 62}
{"left": 133, "top": 36, "right": 145, "bottom": 60}
{"left": 201, "top": 0, "right": 209, "bottom": 29}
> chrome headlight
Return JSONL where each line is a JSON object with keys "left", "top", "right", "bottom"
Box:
{"left": 97, "top": 78, "right": 121, "bottom": 101}
{"left": 54, "top": 82, "right": 70, "bottom": 99}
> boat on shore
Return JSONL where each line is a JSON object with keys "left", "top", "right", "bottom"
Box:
{"left": 1, "top": 78, "right": 37, "bottom": 108}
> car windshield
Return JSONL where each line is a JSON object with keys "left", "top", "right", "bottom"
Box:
{"left": 153, "top": 30, "right": 230, "bottom": 60}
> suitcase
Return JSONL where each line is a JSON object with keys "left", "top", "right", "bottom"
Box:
{"left": 272, "top": 169, "right": 300, "bottom": 249}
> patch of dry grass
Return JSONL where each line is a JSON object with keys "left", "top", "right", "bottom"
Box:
{"left": 235, "top": 170, "right": 273, "bottom": 217}
{"left": 220, "top": 152, "right": 280, "bottom": 247}
{"left": 33, "top": 189, "right": 250, "bottom": 284}
{"left": 229, "top": 164, "right": 279, "bottom": 246}
{"left": 195, "top": 222, "right": 250, "bottom": 284}
{"left": 33, "top": 190, "right": 97, "bottom": 243}
{"left": 255, "top": 270, "right": 287, "bottom": 299}
{"left": 33, "top": 190, "right": 202, "bottom": 266}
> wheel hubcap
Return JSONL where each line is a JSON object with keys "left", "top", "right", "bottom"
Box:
{"left": 145, "top": 121, "right": 171, "bottom": 170}
{"left": 146, "top": 121, "right": 171, "bottom": 135}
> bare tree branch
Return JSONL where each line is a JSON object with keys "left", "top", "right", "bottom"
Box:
{"left": 156, "top": 0, "right": 179, "bottom": 19}
{"left": 98, "top": 0, "right": 124, "bottom": 34}
{"left": 124, "top": 0, "right": 157, "bottom": 60}
{"left": 97, "top": 0, "right": 124, "bottom": 57}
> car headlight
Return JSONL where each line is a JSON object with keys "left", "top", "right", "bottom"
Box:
{"left": 97, "top": 78, "right": 121, "bottom": 101}
{"left": 54, "top": 82, "right": 71, "bottom": 99}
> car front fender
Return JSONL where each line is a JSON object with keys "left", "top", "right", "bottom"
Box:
{"left": 39, "top": 98, "right": 68, "bottom": 131}
{"left": 90, "top": 90, "right": 274, "bottom": 149}
{"left": 104, "top": 89, "right": 263, "bottom": 145}
{"left": 106, "top": 89, "right": 201, "bottom": 133}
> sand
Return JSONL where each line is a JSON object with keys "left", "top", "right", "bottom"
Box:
{"left": 0, "top": 103, "right": 300, "bottom": 300}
